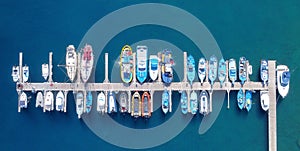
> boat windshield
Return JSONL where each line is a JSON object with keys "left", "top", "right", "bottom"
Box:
{"left": 188, "top": 66, "right": 194, "bottom": 72}
{"left": 281, "top": 71, "right": 290, "bottom": 86}
{"left": 151, "top": 63, "right": 158, "bottom": 70}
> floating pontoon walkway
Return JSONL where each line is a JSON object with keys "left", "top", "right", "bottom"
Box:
{"left": 15, "top": 52, "right": 277, "bottom": 151}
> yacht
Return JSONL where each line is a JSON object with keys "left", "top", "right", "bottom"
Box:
{"left": 76, "top": 92, "right": 84, "bottom": 118}
{"left": 228, "top": 58, "right": 237, "bottom": 86}
{"left": 35, "top": 91, "right": 44, "bottom": 108}
{"left": 239, "top": 57, "right": 247, "bottom": 85}
{"left": 131, "top": 91, "right": 141, "bottom": 118}
{"left": 161, "top": 50, "right": 174, "bottom": 84}
{"left": 119, "top": 92, "right": 129, "bottom": 113}
{"left": 120, "top": 45, "right": 133, "bottom": 83}
{"left": 86, "top": 91, "right": 93, "bottom": 113}
{"left": 44, "top": 91, "right": 54, "bottom": 112}
{"left": 187, "top": 55, "right": 195, "bottom": 85}
{"left": 190, "top": 91, "right": 198, "bottom": 115}
{"left": 97, "top": 92, "right": 106, "bottom": 114}
{"left": 12, "top": 66, "right": 19, "bottom": 82}
{"left": 55, "top": 91, "right": 64, "bottom": 112}
{"left": 199, "top": 90, "right": 208, "bottom": 116}
{"left": 260, "top": 59, "right": 269, "bottom": 86}
{"left": 42, "top": 63, "right": 49, "bottom": 80}
{"left": 80, "top": 44, "right": 94, "bottom": 83}
{"left": 136, "top": 46, "right": 148, "bottom": 83}
{"left": 108, "top": 91, "right": 117, "bottom": 114}
{"left": 245, "top": 91, "right": 252, "bottom": 112}
{"left": 22, "top": 65, "right": 29, "bottom": 82}
{"left": 149, "top": 55, "right": 159, "bottom": 81}
{"left": 208, "top": 55, "right": 218, "bottom": 85}
{"left": 218, "top": 58, "right": 226, "bottom": 87}
{"left": 277, "top": 65, "right": 290, "bottom": 98}
{"left": 237, "top": 89, "right": 245, "bottom": 110}
{"left": 66, "top": 45, "right": 77, "bottom": 82}
{"left": 260, "top": 91, "right": 269, "bottom": 111}
{"left": 180, "top": 91, "right": 188, "bottom": 114}
{"left": 198, "top": 58, "right": 206, "bottom": 84}
{"left": 142, "top": 91, "right": 151, "bottom": 118}
{"left": 162, "top": 90, "right": 169, "bottom": 114}
{"left": 19, "top": 92, "right": 28, "bottom": 109}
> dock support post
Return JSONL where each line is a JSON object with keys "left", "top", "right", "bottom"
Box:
{"left": 83, "top": 91, "right": 86, "bottom": 113}
{"left": 205, "top": 60, "right": 209, "bottom": 83}
{"left": 209, "top": 90, "right": 213, "bottom": 113}
{"left": 48, "top": 52, "right": 53, "bottom": 83}
{"left": 132, "top": 53, "right": 136, "bottom": 83}
{"left": 183, "top": 52, "right": 187, "bottom": 82}
{"left": 18, "top": 52, "right": 23, "bottom": 112}
{"left": 157, "top": 53, "right": 162, "bottom": 83}
{"left": 64, "top": 91, "right": 68, "bottom": 112}
{"left": 150, "top": 90, "right": 154, "bottom": 113}
{"left": 127, "top": 91, "right": 131, "bottom": 113}
{"left": 104, "top": 91, "right": 108, "bottom": 113}
{"left": 187, "top": 90, "right": 190, "bottom": 113}
{"left": 104, "top": 53, "right": 109, "bottom": 83}
{"left": 169, "top": 90, "right": 172, "bottom": 112}
{"left": 19, "top": 52, "right": 23, "bottom": 83}
{"left": 225, "top": 60, "right": 230, "bottom": 109}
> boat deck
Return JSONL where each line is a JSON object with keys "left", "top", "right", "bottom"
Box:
{"left": 15, "top": 52, "right": 278, "bottom": 151}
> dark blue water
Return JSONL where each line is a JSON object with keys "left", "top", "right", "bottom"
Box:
{"left": 1, "top": 1, "right": 300, "bottom": 150}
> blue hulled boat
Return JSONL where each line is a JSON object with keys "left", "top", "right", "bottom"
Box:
{"left": 218, "top": 58, "right": 226, "bottom": 87}
{"left": 245, "top": 91, "right": 252, "bottom": 112}
{"left": 260, "top": 59, "right": 268, "bottom": 86}
{"left": 187, "top": 55, "right": 196, "bottom": 85}
{"left": 162, "top": 90, "right": 169, "bottom": 114}
{"left": 190, "top": 91, "right": 198, "bottom": 115}
{"left": 239, "top": 57, "right": 247, "bottom": 85}
{"left": 86, "top": 91, "right": 92, "bottom": 113}
{"left": 136, "top": 46, "right": 148, "bottom": 83}
{"left": 198, "top": 58, "right": 206, "bottom": 84}
{"left": 180, "top": 91, "right": 188, "bottom": 114}
{"left": 237, "top": 89, "right": 245, "bottom": 110}
{"left": 209, "top": 55, "right": 218, "bottom": 86}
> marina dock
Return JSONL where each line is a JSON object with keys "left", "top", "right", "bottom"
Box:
{"left": 15, "top": 51, "right": 278, "bottom": 151}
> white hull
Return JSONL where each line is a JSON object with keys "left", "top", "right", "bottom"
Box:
{"left": 260, "top": 91, "right": 269, "bottom": 111}
{"left": 228, "top": 59, "right": 237, "bottom": 84}
{"left": 97, "top": 92, "right": 106, "bottom": 114}
{"left": 56, "top": 91, "right": 64, "bottom": 112}
{"left": 81, "top": 44, "right": 94, "bottom": 83}
{"left": 108, "top": 93, "right": 117, "bottom": 113}
{"left": 22, "top": 66, "right": 29, "bottom": 82}
{"left": 66, "top": 45, "right": 77, "bottom": 82}
{"left": 42, "top": 64, "right": 49, "bottom": 80}
{"left": 12, "top": 66, "right": 19, "bottom": 82}
{"left": 199, "top": 92, "right": 208, "bottom": 115}
{"left": 277, "top": 65, "right": 290, "bottom": 98}
{"left": 35, "top": 92, "right": 44, "bottom": 108}
{"left": 19, "top": 92, "right": 27, "bottom": 108}
{"left": 149, "top": 55, "right": 159, "bottom": 81}
{"left": 198, "top": 58, "right": 206, "bottom": 84}
{"left": 44, "top": 91, "right": 54, "bottom": 112}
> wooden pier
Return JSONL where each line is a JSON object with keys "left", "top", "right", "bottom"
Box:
{"left": 15, "top": 51, "right": 278, "bottom": 151}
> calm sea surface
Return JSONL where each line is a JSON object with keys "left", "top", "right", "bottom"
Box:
{"left": 1, "top": 1, "right": 299, "bottom": 150}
